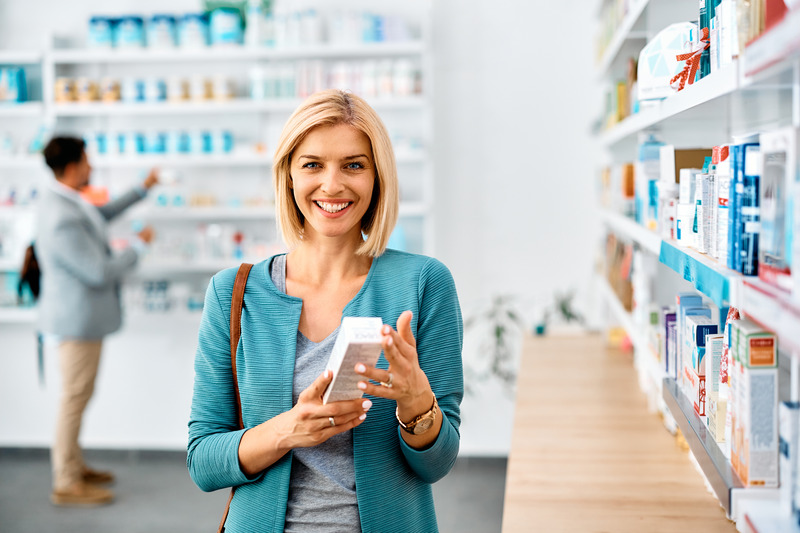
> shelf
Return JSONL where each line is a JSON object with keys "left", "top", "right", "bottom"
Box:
{"left": 50, "top": 41, "right": 424, "bottom": 64}
{"left": 595, "top": 0, "right": 650, "bottom": 77}
{"left": 742, "top": 8, "right": 800, "bottom": 78}
{"left": 137, "top": 259, "right": 258, "bottom": 276}
{"left": 52, "top": 96, "right": 425, "bottom": 117}
{"left": 0, "top": 156, "right": 46, "bottom": 169}
{"left": 0, "top": 51, "right": 42, "bottom": 64}
{"left": 599, "top": 61, "right": 740, "bottom": 146}
{"left": 0, "top": 307, "right": 36, "bottom": 323}
{"left": 91, "top": 153, "right": 272, "bottom": 168}
{"left": 131, "top": 206, "right": 274, "bottom": 221}
{"left": 742, "top": 499, "right": 800, "bottom": 533}
{"left": 740, "top": 278, "right": 800, "bottom": 354}
{"left": 658, "top": 240, "right": 738, "bottom": 308}
{"left": 0, "top": 102, "right": 43, "bottom": 117}
{"left": 662, "top": 377, "right": 743, "bottom": 516}
{"left": 599, "top": 209, "right": 662, "bottom": 255}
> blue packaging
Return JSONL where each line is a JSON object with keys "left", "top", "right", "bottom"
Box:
{"left": 144, "top": 78, "right": 167, "bottom": 101}
{"left": 0, "top": 67, "right": 27, "bottom": 103}
{"left": 147, "top": 15, "right": 177, "bottom": 49}
{"left": 116, "top": 16, "right": 146, "bottom": 48}
{"left": 121, "top": 78, "right": 145, "bottom": 102}
{"left": 178, "top": 13, "right": 209, "bottom": 48}
{"left": 164, "top": 131, "right": 181, "bottom": 153}
{"left": 88, "top": 16, "right": 115, "bottom": 48}
{"left": 144, "top": 132, "right": 166, "bottom": 154}
{"left": 209, "top": 8, "right": 243, "bottom": 46}
{"left": 729, "top": 139, "right": 760, "bottom": 272}
{"left": 741, "top": 145, "right": 762, "bottom": 276}
{"left": 212, "top": 130, "right": 233, "bottom": 153}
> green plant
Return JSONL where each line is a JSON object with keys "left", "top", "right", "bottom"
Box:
{"left": 464, "top": 294, "right": 523, "bottom": 396}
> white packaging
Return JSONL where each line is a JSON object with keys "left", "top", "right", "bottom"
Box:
{"left": 322, "top": 317, "right": 384, "bottom": 404}
{"left": 780, "top": 402, "right": 800, "bottom": 515}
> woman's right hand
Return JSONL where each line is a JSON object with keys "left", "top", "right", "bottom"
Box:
{"left": 238, "top": 370, "right": 371, "bottom": 476}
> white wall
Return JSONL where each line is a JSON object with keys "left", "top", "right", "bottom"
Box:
{"left": 0, "top": 0, "right": 601, "bottom": 456}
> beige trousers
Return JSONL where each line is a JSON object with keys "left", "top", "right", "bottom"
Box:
{"left": 51, "top": 339, "right": 103, "bottom": 491}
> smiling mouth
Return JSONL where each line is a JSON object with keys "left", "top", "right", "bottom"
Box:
{"left": 315, "top": 201, "right": 352, "bottom": 213}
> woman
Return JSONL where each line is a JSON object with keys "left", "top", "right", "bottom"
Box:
{"left": 188, "top": 89, "right": 463, "bottom": 532}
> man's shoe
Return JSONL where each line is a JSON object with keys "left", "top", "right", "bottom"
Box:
{"left": 51, "top": 482, "right": 114, "bottom": 507}
{"left": 82, "top": 467, "right": 114, "bottom": 485}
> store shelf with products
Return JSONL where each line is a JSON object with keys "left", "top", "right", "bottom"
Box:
{"left": 596, "top": 1, "right": 800, "bottom": 527}
{"left": 0, "top": 50, "right": 42, "bottom": 64}
{"left": 51, "top": 96, "right": 426, "bottom": 117}
{"left": 599, "top": 61, "right": 740, "bottom": 147}
{"left": 50, "top": 41, "right": 425, "bottom": 64}
{"left": 595, "top": 0, "right": 650, "bottom": 77}
{"left": 662, "top": 377, "right": 743, "bottom": 516}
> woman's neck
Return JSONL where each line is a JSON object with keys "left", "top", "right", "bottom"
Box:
{"left": 287, "top": 238, "right": 372, "bottom": 287}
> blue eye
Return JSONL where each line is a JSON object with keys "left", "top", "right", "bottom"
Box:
{"left": 302, "top": 162, "right": 320, "bottom": 169}
{"left": 346, "top": 162, "right": 365, "bottom": 170}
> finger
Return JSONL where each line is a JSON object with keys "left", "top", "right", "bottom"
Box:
{"left": 299, "top": 370, "right": 333, "bottom": 402}
{"left": 324, "top": 411, "right": 368, "bottom": 436}
{"left": 396, "top": 311, "right": 416, "bottom": 348}
{"left": 354, "top": 363, "right": 392, "bottom": 387}
{"left": 357, "top": 378, "right": 396, "bottom": 399}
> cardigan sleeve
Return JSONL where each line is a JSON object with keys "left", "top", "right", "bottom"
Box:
{"left": 398, "top": 257, "right": 464, "bottom": 483}
{"left": 187, "top": 272, "right": 260, "bottom": 492}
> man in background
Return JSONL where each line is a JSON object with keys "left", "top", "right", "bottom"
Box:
{"left": 37, "top": 136, "right": 158, "bottom": 506}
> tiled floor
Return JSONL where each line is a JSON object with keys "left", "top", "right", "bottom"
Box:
{"left": 0, "top": 448, "right": 506, "bottom": 533}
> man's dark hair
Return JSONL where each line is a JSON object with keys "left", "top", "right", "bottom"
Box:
{"left": 43, "top": 136, "right": 85, "bottom": 177}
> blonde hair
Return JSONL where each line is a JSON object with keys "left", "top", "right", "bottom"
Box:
{"left": 273, "top": 90, "right": 399, "bottom": 257}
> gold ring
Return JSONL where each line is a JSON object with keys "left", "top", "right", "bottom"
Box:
{"left": 380, "top": 372, "right": 393, "bottom": 388}
{"left": 328, "top": 416, "right": 336, "bottom": 427}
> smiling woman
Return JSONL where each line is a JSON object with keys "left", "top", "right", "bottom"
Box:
{"left": 188, "top": 89, "right": 464, "bottom": 533}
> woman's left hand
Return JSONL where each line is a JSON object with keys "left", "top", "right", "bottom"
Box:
{"left": 355, "top": 310, "right": 434, "bottom": 421}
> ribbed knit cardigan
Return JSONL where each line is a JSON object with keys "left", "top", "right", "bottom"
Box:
{"left": 188, "top": 249, "right": 464, "bottom": 533}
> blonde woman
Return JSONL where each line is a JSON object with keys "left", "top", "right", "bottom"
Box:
{"left": 188, "top": 90, "right": 463, "bottom": 532}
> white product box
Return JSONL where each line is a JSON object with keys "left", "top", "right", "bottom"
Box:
{"left": 780, "top": 401, "right": 800, "bottom": 515}
{"left": 322, "top": 317, "right": 383, "bottom": 404}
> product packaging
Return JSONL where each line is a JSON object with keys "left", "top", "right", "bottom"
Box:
{"left": 116, "top": 16, "right": 146, "bottom": 49}
{"left": 741, "top": 145, "right": 763, "bottom": 276}
{"left": 729, "top": 135, "right": 761, "bottom": 272}
{"left": 780, "top": 401, "right": 800, "bottom": 515}
{"left": 323, "top": 317, "right": 383, "bottom": 404}
{"left": 637, "top": 22, "right": 697, "bottom": 103}
{"left": 759, "top": 127, "right": 797, "bottom": 292}
{"left": 663, "top": 308, "right": 678, "bottom": 378}
{"left": 88, "top": 16, "right": 115, "bottom": 49}
{"left": 686, "top": 315, "right": 719, "bottom": 417}
{"left": 716, "top": 147, "right": 733, "bottom": 265}
{"left": 734, "top": 318, "right": 779, "bottom": 487}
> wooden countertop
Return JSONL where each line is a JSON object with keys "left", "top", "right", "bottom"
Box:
{"left": 501, "top": 334, "right": 737, "bottom": 533}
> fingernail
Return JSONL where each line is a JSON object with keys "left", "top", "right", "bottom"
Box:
{"left": 359, "top": 413, "right": 367, "bottom": 421}
{"left": 386, "top": 337, "right": 393, "bottom": 346}
{"left": 325, "top": 370, "right": 331, "bottom": 378}
{"left": 357, "top": 382, "right": 367, "bottom": 390}
{"left": 362, "top": 399, "right": 372, "bottom": 410}
{"left": 355, "top": 363, "right": 366, "bottom": 373}
{"left": 383, "top": 325, "right": 391, "bottom": 334}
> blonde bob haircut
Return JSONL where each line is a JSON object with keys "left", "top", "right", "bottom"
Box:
{"left": 273, "top": 89, "right": 399, "bottom": 257}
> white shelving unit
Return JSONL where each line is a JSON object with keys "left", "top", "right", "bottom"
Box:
{"left": 0, "top": 7, "right": 435, "bottom": 321}
{"left": 595, "top": 2, "right": 800, "bottom": 529}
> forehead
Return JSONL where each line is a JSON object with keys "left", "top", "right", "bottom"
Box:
{"left": 295, "top": 124, "right": 372, "bottom": 157}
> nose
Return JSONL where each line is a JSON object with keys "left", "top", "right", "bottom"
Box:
{"left": 319, "top": 167, "right": 346, "bottom": 195}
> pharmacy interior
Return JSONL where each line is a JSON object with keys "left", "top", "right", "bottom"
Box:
{"left": 0, "top": 0, "right": 799, "bottom": 530}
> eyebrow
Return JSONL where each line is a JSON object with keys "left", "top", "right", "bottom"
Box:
{"left": 297, "top": 154, "right": 370, "bottom": 160}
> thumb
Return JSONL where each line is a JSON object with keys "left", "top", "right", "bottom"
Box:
{"left": 396, "top": 310, "right": 416, "bottom": 348}
{"left": 299, "top": 369, "right": 333, "bottom": 402}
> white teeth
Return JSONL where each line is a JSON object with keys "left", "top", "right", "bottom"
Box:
{"left": 316, "top": 201, "right": 350, "bottom": 213}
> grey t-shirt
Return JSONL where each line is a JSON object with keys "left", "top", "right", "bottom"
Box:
{"left": 271, "top": 255, "right": 361, "bottom": 532}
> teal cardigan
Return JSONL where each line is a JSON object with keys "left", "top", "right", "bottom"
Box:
{"left": 188, "top": 250, "right": 464, "bottom": 532}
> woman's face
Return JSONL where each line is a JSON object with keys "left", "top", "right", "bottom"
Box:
{"left": 290, "top": 123, "right": 375, "bottom": 245}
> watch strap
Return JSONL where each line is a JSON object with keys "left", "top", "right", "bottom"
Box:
{"left": 396, "top": 394, "right": 438, "bottom": 434}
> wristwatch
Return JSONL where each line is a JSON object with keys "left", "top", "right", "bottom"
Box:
{"left": 396, "top": 394, "right": 438, "bottom": 435}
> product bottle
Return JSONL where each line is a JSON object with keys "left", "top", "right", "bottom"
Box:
{"left": 245, "top": 0, "right": 263, "bottom": 48}
{"left": 635, "top": 132, "right": 665, "bottom": 228}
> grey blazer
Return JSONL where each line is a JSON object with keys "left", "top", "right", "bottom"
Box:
{"left": 36, "top": 184, "right": 147, "bottom": 339}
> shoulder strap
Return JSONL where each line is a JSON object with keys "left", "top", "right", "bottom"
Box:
{"left": 218, "top": 262, "right": 253, "bottom": 533}
{"left": 230, "top": 263, "right": 253, "bottom": 429}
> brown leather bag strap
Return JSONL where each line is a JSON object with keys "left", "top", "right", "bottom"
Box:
{"left": 229, "top": 263, "right": 253, "bottom": 431}
{"left": 218, "top": 262, "right": 253, "bottom": 533}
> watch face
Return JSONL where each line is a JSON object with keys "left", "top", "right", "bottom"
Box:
{"left": 413, "top": 417, "right": 434, "bottom": 435}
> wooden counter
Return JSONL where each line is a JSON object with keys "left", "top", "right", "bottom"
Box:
{"left": 501, "top": 334, "right": 736, "bottom": 532}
